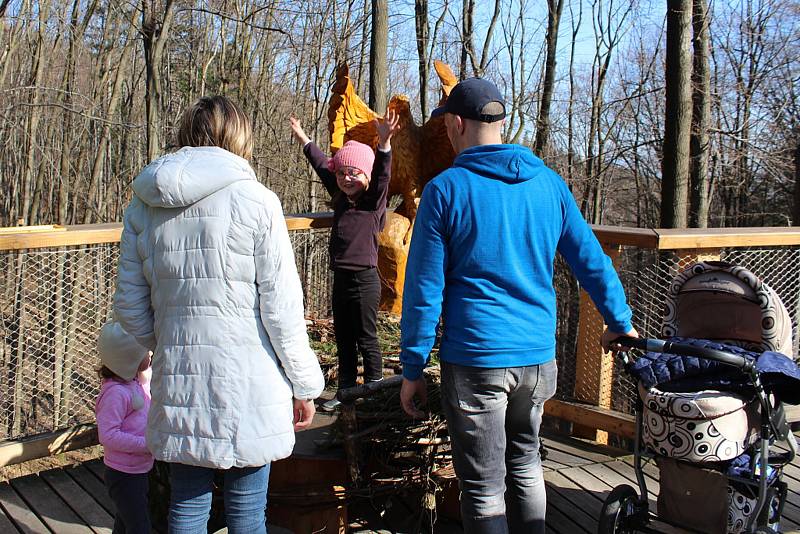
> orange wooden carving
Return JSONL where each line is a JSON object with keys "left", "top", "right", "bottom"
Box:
{"left": 327, "top": 61, "right": 458, "bottom": 313}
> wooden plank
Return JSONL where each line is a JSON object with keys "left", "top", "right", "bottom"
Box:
{"left": 0, "top": 425, "right": 98, "bottom": 468}
{"left": 591, "top": 225, "right": 659, "bottom": 248}
{"left": 544, "top": 492, "right": 591, "bottom": 534}
{"left": 0, "top": 493, "right": 22, "bottom": 533}
{"left": 544, "top": 400, "right": 636, "bottom": 440}
{"left": 545, "top": 470, "right": 604, "bottom": 521}
{"left": 0, "top": 483, "right": 49, "bottom": 533}
{"left": 0, "top": 212, "right": 335, "bottom": 252}
{"left": 285, "top": 212, "right": 334, "bottom": 231}
{"left": 541, "top": 446, "right": 595, "bottom": 467}
{"left": 41, "top": 469, "right": 113, "bottom": 533}
{"left": 84, "top": 459, "right": 106, "bottom": 482}
{"left": 0, "top": 225, "right": 65, "bottom": 235}
{"left": 654, "top": 227, "right": 800, "bottom": 250}
{"left": 0, "top": 223, "right": 122, "bottom": 251}
{"left": 541, "top": 434, "right": 626, "bottom": 463}
{"left": 600, "top": 460, "right": 658, "bottom": 500}
{"left": 63, "top": 465, "right": 115, "bottom": 516}
{"left": 10, "top": 474, "right": 93, "bottom": 533}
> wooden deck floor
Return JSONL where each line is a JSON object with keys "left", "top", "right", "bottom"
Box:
{"left": 1, "top": 431, "right": 799, "bottom": 533}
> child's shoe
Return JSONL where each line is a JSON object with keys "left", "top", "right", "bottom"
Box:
{"left": 321, "top": 397, "right": 341, "bottom": 412}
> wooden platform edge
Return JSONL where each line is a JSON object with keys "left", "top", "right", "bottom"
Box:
{"left": 545, "top": 399, "right": 636, "bottom": 440}
{"left": 0, "top": 425, "right": 98, "bottom": 468}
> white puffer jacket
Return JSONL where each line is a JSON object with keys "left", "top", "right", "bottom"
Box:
{"left": 113, "top": 146, "right": 324, "bottom": 469}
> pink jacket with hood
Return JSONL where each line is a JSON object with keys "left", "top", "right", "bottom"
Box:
{"left": 95, "top": 370, "right": 153, "bottom": 474}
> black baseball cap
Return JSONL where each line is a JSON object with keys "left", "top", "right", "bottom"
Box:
{"left": 430, "top": 77, "right": 506, "bottom": 123}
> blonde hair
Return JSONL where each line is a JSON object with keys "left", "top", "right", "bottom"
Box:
{"left": 177, "top": 96, "right": 253, "bottom": 160}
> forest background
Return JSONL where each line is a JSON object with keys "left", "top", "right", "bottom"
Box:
{"left": 0, "top": 0, "right": 797, "bottom": 230}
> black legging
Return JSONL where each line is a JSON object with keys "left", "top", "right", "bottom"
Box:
{"left": 332, "top": 267, "right": 383, "bottom": 389}
{"left": 105, "top": 466, "right": 151, "bottom": 534}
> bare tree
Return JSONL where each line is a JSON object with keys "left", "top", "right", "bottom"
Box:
{"left": 533, "top": 0, "right": 565, "bottom": 158}
{"left": 142, "top": 0, "right": 176, "bottom": 161}
{"left": 661, "top": 0, "right": 693, "bottom": 228}
{"left": 688, "top": 0, "right": 711, "bottom": 228}
{"left": 369, "top": 0, "right": 388, "bottom": 113}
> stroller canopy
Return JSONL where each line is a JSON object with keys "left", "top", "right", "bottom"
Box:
{"left": 662, "top": 262, "right": 793, "bottom": 356}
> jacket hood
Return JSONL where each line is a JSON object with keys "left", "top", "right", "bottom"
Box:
{"left": 453, "top": 144, "right": 543, "bottom": 184}
{"left": 132, "top": 146, "right": 256, "bottom": 208}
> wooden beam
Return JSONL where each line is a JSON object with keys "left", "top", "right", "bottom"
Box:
{"left": 655, "top": 227, "right": 800, "bottom": 250}
{"left": 0, "top": 425, "right": 97, "bottom": 468}
{"left": 285, "top": 212, "right": 334, "bottom": 231}
{"left": 0, "top": 223, "right": 122, "bottom": 251}
{"left": 591, "top": 225, "right": 659, "bottom": 248}
{"left": 0, "top": 225, "right": 66, "bottom": 235}
{"left": 545, "top": 399, "right": 636, "bottom": 440}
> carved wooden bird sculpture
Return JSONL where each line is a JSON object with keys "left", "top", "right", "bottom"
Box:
{"left": 327, "top": 61, "right": 458, "bottom": 221}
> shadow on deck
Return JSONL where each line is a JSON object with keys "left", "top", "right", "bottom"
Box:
{"left": 2, "top": 417, "right": 800, "bottom": 533}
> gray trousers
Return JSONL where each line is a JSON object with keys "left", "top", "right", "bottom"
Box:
{"left": 441, "top": 359, "right": 558, "bottom": 534}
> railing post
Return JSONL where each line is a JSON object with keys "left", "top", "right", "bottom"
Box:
{"left": 572, "top": 244, "right": 621, "bottom": 444}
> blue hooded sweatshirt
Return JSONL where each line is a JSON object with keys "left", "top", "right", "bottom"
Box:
{"left": 400, "top": 144, "right": 633, "bottom": 380}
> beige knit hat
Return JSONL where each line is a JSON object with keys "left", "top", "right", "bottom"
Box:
{"left": 98, "top": 320, "right": 150, "bottom": 381}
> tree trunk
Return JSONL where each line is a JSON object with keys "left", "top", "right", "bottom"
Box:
{"left": 688, "top": 0, "right": 711, "bottom": 228}
{"left": 19, "top": 1, "right": 51, "bottom": 226}
{"left": 141, "top": 0, "right": 176, "bottom": 161}
{"left": 661, "top": 0, "right": 693, "bottom": 229}
{"left": 533, "top": 0, "right": 564, "bottom": 158}
{"left": 415, "top": 0, "right": 429, "bottom": 119}
{"left": 459, "top": 0, "right": 474, "bottom": 79}
{"left": 369, "top": 0, "right": 388, "bottom": 114}
{"left": 85, "top": 40, "right": 133, "bottom": 223}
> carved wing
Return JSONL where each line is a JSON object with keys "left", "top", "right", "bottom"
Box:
{"left": 327, "top": 63, "right": 379, "bottom": 152}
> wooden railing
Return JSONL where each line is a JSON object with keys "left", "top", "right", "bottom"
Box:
{"left": 2, "top": 216, "right": 799, "bottom": 464}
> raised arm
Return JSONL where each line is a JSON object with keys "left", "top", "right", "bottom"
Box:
{"left": 290, "top": 116, "right": 338, "bottom": 196}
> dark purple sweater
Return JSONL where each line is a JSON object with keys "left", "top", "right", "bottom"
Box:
{"left": 303, "top": 142, "right": 391, "bottom": 271}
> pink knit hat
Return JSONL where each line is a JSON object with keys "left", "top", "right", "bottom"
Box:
{"left": 327, "top": 140, "right": 375, "bottom": 178}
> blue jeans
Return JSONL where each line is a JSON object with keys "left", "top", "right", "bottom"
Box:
{"left": 169, "top": 463, "right": 270, "bottom": 534}
{"left": 441, "top": 360, "right": 558, "bottom": 534}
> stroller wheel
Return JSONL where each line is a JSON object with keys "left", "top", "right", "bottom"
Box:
{"left": 598, "top": 484, "right": 642, "bottom": 534}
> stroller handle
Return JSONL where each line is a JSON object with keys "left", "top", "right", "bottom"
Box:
{"left": 611, "top": 336, "right": 755, "bottom": 371}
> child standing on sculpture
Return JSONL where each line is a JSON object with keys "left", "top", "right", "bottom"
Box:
{"left": 290, "top": 110, "right": 400, "bottom": 410}
{"left": 95, "top": 319, "right": 153, "bottom": 534}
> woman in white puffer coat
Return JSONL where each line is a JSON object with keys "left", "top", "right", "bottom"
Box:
{"left": 113, "top": 96, "right": 324, "bottom": 534}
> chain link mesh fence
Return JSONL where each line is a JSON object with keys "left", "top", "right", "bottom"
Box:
{"left": 2, "top": 226, "right": 799, "bottom": 443}
{"left": 0, "top": 228, "right": 333, "bottom": 443}
{"left": 555, "top": 246, "right": 800, "bottom": 417}
{"left": 0, "top": 245, "right": 119, "bottom": 441}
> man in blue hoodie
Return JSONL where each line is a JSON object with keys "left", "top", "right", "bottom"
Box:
{"left": 399, "top": 78, "right": 638, "bottom": 534}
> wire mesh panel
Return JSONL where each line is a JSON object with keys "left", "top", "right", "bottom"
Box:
{"left": 605, "top": 246, "right": 800, "bottom": 415}
{"left": 0, "top": 228, "right": 332, "bottom": 443}
{"left": 290, "top": 228, "right": 333, "bottom": 318}
{"left": 0, "top": 245, "right": 119, "bottom": 441}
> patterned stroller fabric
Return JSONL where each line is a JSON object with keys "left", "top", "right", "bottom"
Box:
{"left": 640, "top": 262, "right": 795, "bottom": 534}
{"left": 639, "top": 383, "right": 759, "bottom": 462}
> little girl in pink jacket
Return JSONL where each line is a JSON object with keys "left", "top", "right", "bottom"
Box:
{"left": 95, "top": 319, "right": 153, "bottom": 534}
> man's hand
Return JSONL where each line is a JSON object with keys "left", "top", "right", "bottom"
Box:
{"left": 601, "top": 327, "right": 639, "bottom": 353}
{"left": 293, "top": 398, "right": 316, "bottom": 431}
{"left": 400, "top": 377, "right": 428, "bottom": 418}
{"left": 289, "top": 116, "right": 311, "bottom": 146}
{"left": 375, "top": 109, "right": 401, "bottom": 151}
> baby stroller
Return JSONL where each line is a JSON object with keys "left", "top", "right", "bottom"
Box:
{"left": 599, "top": 261, "right": 800, "bottom": 534}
